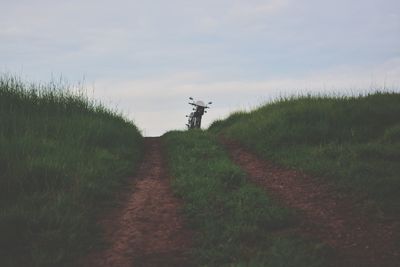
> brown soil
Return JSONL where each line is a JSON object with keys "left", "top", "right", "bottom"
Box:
{"left": 82, "top": 137, "right": 192, "bottom": 267}
{"left": 220, "top": 138, "right": 400, "bottom": 267}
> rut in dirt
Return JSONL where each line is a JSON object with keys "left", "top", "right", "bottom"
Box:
{"left": 83, "top": 137, "right": 192, "bottom": 267}
{"left": 220, "top": 138, "right": 400, "bottom": 267}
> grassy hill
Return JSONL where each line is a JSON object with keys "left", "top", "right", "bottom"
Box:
{"left": 209, "top": 92, "right": 400, "bottom": 216}
{"left": 0, "top": 76, "right": 143, "bottom": 267}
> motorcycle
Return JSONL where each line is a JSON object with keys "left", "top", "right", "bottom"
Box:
{"left": 186, "top": 97, "right": 212, "bottom": 129}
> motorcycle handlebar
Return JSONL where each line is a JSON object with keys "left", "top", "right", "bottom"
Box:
{"left": 188, "top": 103, "right": 211, "bottom": 108}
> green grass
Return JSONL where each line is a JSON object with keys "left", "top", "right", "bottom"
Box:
{"left": 0, "top": 76, "right": 143, "bottom": 267}
{"left": 164, "top": 130, "right": 327, "bottom": 266}
{"left": 209, "top": 92, "right": 400, "bottom": 216}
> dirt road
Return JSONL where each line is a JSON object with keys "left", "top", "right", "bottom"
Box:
{"left": 220, "top": 138, "right": 400, "bottom": 267}
{"left": 83, "top": 137, "right": 192, "bottom": 267}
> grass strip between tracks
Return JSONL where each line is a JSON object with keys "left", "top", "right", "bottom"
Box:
{"left": 164, "top": 130, "right": 327, "bottom": 266}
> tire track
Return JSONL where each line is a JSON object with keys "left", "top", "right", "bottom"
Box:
{"left": 220, "top": 138, "right": 400, "bottom": 267}
{"left": 83, "top": 137, "right": 192, "bottom": 267}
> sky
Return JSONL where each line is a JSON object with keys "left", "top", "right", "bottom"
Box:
{"left": 1, "top": 0, "right": 400, "bottom": 136}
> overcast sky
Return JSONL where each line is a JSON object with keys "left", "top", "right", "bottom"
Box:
{"left": 1, "top": 0, "right": 399, "bottom": 136}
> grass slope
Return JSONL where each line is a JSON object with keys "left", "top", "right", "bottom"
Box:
{"left": 0, "top": 76, "right": 143, "bottom": 267}
{"left": 209, "top": 92, "right": 400, "bottom": 215}
{"left": 164, "top": 130, "right": 326, "bottom": 266}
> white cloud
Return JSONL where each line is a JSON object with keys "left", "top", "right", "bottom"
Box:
{"left": 227, "top": 0, "right": 288, "bottom": 19}
{"left": 1, "top": 0, "right": 399, "bottom": 136}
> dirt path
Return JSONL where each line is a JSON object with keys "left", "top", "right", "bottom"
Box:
{"left": 83, "top": 137, "right": 192, "bottom": 267}
{"left": 220, "top": 138, "right": 400, "bottom": 267}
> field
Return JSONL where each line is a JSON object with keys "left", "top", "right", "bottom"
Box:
{"left": 0, "top": 76, "right": 143, "bottom": 266}
{"left": 209, "top": 93, "right": 400, "bottom": 216}
{"left": 1, "top": 75, "right": 399, "bottom": 267}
